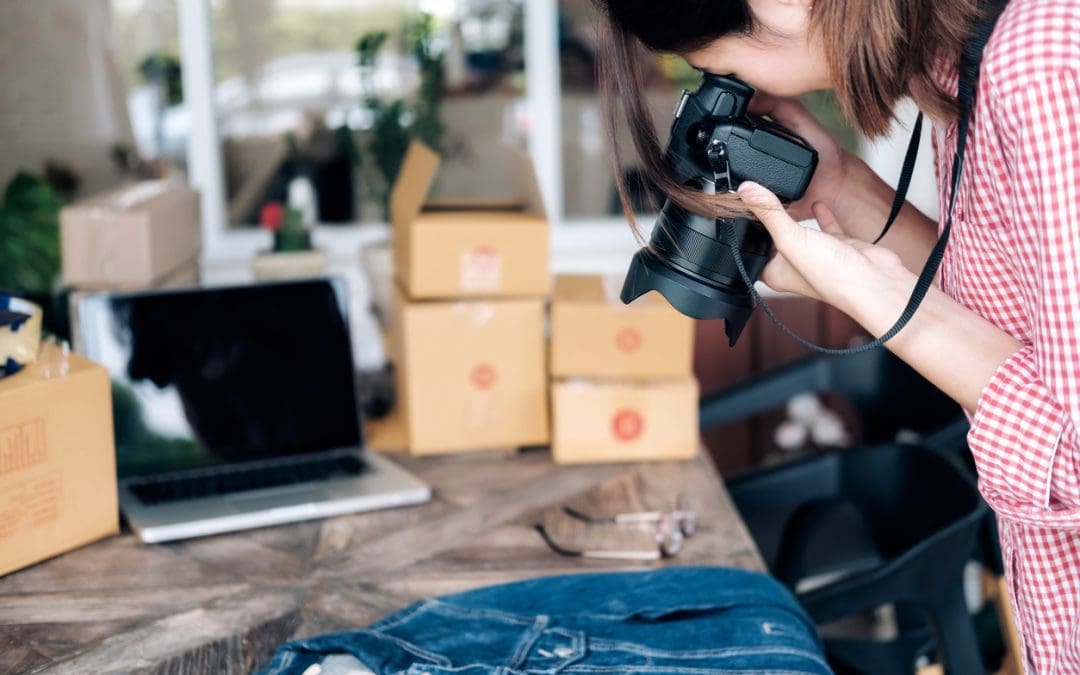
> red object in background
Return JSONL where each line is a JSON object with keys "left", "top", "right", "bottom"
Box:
{"left": 612, "top": 408, "right": 645, "bottom": 442}
{"left": 260, "top": 202, "right": 285, "bottom": 231}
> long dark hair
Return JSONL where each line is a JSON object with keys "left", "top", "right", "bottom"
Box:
{"left": 595, "top": 0, "right": 983, "bottom": 228}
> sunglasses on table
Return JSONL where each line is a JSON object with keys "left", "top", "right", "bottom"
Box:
{"left": 534, "top": 494, "right": 696, "bottom": 561}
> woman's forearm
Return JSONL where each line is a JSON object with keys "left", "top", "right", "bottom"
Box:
{"left": 851, "top": 268, "right": 1022, "bottom": 414}
{"left": 742, "top": 179, "right": 1019, "bottom": 415}
{"left": 832, "top": 158, "right": 941, "bottom": 275}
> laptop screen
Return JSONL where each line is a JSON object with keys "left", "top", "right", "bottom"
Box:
{"left": 77, "top": 279, "right": 363, "bottom": 479}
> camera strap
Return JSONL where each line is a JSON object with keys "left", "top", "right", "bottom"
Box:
{"left": 723, "top": 0, "right": 1007, "bottom": 355}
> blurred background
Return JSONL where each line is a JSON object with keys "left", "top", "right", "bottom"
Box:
{"left": 0, "top": 0, "right": 940, "bottom": 471}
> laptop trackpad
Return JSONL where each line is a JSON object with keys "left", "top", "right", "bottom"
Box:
{"left": 230, "top": 489, "right": 331, "bottom": 513}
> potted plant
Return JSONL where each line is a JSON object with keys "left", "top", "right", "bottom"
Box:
{"left": 251, "top": 197, "right": 328, "bottom": 282}
{"left": 355, "top": 14, "right": 448, "bottom": 221}
{"left": 0, "top": 171, "right": 69, "bottom": 339}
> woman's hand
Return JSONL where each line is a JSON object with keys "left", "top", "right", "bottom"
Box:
{"left": 738, "top": 180, "right": 1022, "bottom": 416}
{"left": 751, "top": 93, "right": 941, "bottom": 273}
{"left": 738, "top": 181, "right": 914, "bottom": 326}
{"left": 749, "top": 94, "right": 855, "bottom": 222}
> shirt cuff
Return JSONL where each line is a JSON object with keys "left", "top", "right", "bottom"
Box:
{"left": 968, "top": 345, "right": 1069, "bottom": 513}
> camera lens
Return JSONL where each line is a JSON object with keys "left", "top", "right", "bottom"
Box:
{"left": 619, "top": 72, "right": 815, "bottom": 347}
{"left": 621, "top": 199, "right": 772, "bottom": 346}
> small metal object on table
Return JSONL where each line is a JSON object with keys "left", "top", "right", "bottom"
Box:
{"left": 0, "top": 447, "right": 763, "bottom": 674}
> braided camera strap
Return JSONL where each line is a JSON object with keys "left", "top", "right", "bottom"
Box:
{"left": 723, "top": 0, "right": 1006, "bottom": 355}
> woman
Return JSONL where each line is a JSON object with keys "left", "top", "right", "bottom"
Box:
{"left": 595, "top": 0, "right": 1080, "bottom": 671}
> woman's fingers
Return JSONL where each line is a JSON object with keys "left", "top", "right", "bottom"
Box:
{"left": 760, "top": 254, "right": 817, "bottom": 300}
{"left": 811, "top": 201, "right": 843, "bottom": 236}
{"left": 737, "top": 182, "right": 802, "bottom": 252}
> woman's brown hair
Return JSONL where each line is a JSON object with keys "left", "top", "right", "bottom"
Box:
{"left": 595, "top": 0, "right": 983, "bottom": 226}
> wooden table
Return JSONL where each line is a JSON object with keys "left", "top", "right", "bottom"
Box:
{"left": 0, "top": 448, "right": 763, "bottom": 674}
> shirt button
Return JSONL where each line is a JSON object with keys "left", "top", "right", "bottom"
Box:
{"left": 554, "top": 646, "right": 574, "bottom": 658}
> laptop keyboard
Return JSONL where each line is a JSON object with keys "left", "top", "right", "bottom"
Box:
{"left": 127, "top": 454, "right": 368, "bottom": 506}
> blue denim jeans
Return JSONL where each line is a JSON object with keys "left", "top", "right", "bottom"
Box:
{"left": 261, "top": 567, "right": 830, "bottom": 674}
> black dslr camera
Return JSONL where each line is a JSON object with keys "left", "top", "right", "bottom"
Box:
{"left": 621, "top": 74, "right": 818, "bottom": 345}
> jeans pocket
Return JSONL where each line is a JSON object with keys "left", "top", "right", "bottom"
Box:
{"left": 375, "top": 600, "right": 587, "bottom": 672}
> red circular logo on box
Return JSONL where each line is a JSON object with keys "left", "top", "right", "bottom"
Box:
{"left": 612, "top": 409, "right": 645, "bottom": 442}
{"left": 615, "top": 327, "right": 642, "bottom": 354}
{"left": 470, "top": 363, "right": 497, "bottom": 390}
{"left": 469, "top": 245, "right": 500, "bottom": 271}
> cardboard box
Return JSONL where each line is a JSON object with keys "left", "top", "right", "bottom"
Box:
{"left": 0, "top": 345, "right": 118, "bottom": 576}
{"left": 61, "top": 181, "right": 201, "bottom": 289}
{"left": 551, "top": 378, "right": 699, "bottom": 464}
{"left": 550, "top": 275, "right": 695, "bottom": 379}
{"left": 393, "top": 284, "right": 549, "bottom": 455}
{"left": 391, "top": 141, "right": 550, "bottom": 300}
{"left": 157, "top": 257, "right": 200, "bottom": 289}
{"left": 71, "top": 256, "right": 201, "bottom": 294}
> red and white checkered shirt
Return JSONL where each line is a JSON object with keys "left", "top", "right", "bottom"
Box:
{"left": 931, "top": 0, "right": 1080, "bottom": 671}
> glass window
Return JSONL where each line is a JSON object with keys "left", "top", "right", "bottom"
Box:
{"left": 205, "top": 0, "right": 526, "bottom": 228}
{"left": 558, "top": 0, "right": 693, "bottom": 221}
{"left": 111, "top": 0, "right": 186, "bottom": 180}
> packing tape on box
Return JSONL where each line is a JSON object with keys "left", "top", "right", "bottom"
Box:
{"left": 453, "top": 302, "right": 497, "bottom": 327}
{"left": 96, "top": 180, "right": 172, "bottom": 213}
{"left": 0, "top": 294, "right": 43, "bottom": 377}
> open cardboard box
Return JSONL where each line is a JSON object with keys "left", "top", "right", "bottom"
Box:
{"left": 550, "top": 275, "right": 695, "bottom": 380}
{"left": 391, "top": 141, "right": 550, "bottom": 300}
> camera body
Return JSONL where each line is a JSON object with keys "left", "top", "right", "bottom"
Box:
{"left": 621, "top": 74, "right": 818, "bottom": 345}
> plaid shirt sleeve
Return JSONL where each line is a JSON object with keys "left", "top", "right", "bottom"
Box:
{"left": 967, "top": 66, "right": 1080, "bottom": 528}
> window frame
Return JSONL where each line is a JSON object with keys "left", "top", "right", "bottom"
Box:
{"left": 177, "top": 0, "right": 639, "bottom": 275}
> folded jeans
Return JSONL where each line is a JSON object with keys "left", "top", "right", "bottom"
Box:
{"left": 260, "top": 566, "right": 830, "bottom": 674}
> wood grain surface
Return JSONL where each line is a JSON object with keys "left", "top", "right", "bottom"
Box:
{"left": 0, "top": 448, "right": 762, "bottom": 674}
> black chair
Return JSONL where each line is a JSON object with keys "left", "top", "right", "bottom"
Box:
{"left": 701, "top": 348, "right": 995, "bottom": 674}
{"left": 700, "top": 348, "right": 960, "bottom": 448}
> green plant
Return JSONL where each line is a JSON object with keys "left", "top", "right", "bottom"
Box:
{"left": 0, "top": 172, "right": 61, "bottom": 294}
{"left": 356, "top": 31, "right": 389, "bottom": 70}
{"left": 356, "top": 14, "right": 448, "bottom": 220}
{"left": 357, "top": 31, "right": 389, "bottom": 124}
{"left": 369, "top": 100, "right": 412, "bottom": 204}
{"left": 406, "top": 13, "right": 446, "bottom": 152}
{"left": 260, "top": 201, "right": 311, "bottom": 253}
{"left": 274, "top": 208, "right": 311, "bottom": 252}
{"left": 138, "top": 53, "right": 183, "bottom": 106}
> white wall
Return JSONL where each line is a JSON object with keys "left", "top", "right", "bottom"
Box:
{"left": 0, "top": 0, "right": 134, "bottom": 196}
{"left": 858, "top": 98, "right": 939, "bottom": 221}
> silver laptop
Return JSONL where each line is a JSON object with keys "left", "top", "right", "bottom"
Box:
{"left": 74, "top": 278, "right": 430, "bottom": 543}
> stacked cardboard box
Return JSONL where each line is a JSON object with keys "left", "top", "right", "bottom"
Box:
{"left": 389, "top": 141, "right": 550, "bottom": 455}
{"left": 61, "top": 181, "right": 202, "bottom": 292}
{"left": 549, "top": 275, "right": 698, "bottom": 464}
